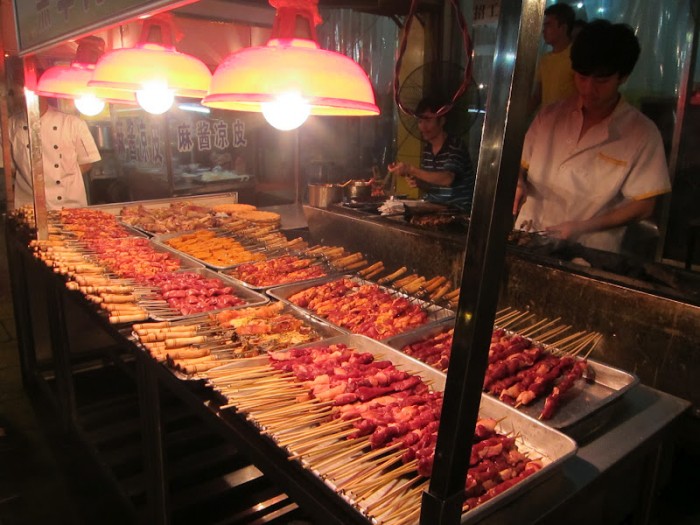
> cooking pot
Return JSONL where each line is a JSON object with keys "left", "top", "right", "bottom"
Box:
{"left": 308, "top": 183, "right": 342, "bottom": 208}
{"left": 343, "top": 180, "right": 372, "bottom": 201}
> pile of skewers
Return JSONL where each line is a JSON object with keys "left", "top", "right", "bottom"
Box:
{"left": 286, "top": 277, "right": 438, "bottom": 340}
{"left": 202, "top": 341, "right": 545, "bottom": 525}
{"left": 131, "top": 302, "right": 330, "bottom": 375}
{"left": 395, "top": 308, "right": 603, "bottom": 420}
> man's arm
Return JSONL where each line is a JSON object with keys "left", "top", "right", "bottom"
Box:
{"left": 546, "top": 197, "right": 656, "bottom": 240}
{"left": 406, "top": 165, "right": 455, "bottom": 187}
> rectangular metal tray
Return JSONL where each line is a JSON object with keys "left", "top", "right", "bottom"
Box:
{"left": 136, "top": 267, "right": 268, "bottom": 322}
{"left": 137, "top": 302, "right": 347, "bottom": 381}
{"left": 266, "top": 274, "right": 455, "bottom": 340}
{"left": 383, "top": 319, "right": 639, "bottom": 437}
{"left": 151, "top": 229, "right": 268, "bottom": 271}
{"left": 219, "top": 254, "right": 340, "bottom": 291}
{"left": 87, "top": 192, "right": 239, "bottom": 217}
{"left": 209, "top": 333, "right": 577, "bottom": 525}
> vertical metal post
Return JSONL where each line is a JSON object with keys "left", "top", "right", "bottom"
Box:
{"left": 137, "top": 352, "right": 170, "bottom": 525}
{"left": 23, "top": 58, "right": 48, "bottom": 239}
{"left": 656, "top": 0, "right": 699, "bottom": 261}
{"left": 420, "top": 1, "right": 544, "bottom": 523}
{"left": 294, "top": 126, "right": 301, "bottom": 204}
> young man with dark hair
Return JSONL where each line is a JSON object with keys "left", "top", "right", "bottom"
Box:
{"left": 514, "top": 20, "right": 671, "bottom": 253}
{"left": 388, "top": 97, "right": 475, "bottom": 211}
{"left": 530, "top": 2, "right": 577, "bottom": 112}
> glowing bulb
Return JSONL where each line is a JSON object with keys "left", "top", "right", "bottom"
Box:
{"left": 261, "top": 92, "right": 310, "bottom": 131}
{"left": 74, "top": 95, "right": 106, "bottom": 116}
{"left": 136, "top": 81, "right": 175, "bottom": 114}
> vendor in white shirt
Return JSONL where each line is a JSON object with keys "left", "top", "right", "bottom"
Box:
{"left": 9, "top": 96, "right": 101, "bottom": 210}
{"left": 513, "top": 20, "right": 671, "bottom": 253}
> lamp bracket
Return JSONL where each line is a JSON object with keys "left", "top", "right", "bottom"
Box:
{"left": 270, "top": 0, "right": 322, "bottom": 41}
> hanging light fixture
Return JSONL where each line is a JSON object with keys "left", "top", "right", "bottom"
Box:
{"left": 202, "top": 0, "right": 379, "bottom": 130}
{"left": 36, "top": 36, "right": 137, "bottom": 116}
{"left": 89, "top": 15, "right": 211, "bottom": 115}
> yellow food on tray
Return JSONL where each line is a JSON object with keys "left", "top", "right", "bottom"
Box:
{"left": 164, "top": 230, "right": 266, "bottom": 267}
{"left": 211, "top": 203, "right": 257, "bottom": 214}
{"left": 234, "top": 210, "right": 281, "bottom": 224}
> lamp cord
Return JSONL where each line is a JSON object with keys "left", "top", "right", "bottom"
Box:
{"left": 393, "top": 0, "right": 473, "bottom": 117}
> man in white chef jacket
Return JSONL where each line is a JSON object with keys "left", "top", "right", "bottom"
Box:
{"left": 9, "top": 96, "right": 101, "bottom": 210}
{"left": 513, "top": 20, "right": 671, "bottom": 253}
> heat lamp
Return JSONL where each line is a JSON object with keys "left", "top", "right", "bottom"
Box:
{"left": 202, "top": 0, "right": 379, "bottom": 130}
{"left": 88, "top": 16, "right": 211, "bottom": 115}
{"left": 35, "top": 36, "right": 137, "bottom": 116}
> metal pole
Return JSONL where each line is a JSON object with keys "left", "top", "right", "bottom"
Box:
{"left": 420, "top": 1, "right": 544, "bottom": 523}
{"left": 656, "top": 0, "right": 699, "bottom": 261}
{"left": 23, "top": 58, "right": 48, "bottom": 240}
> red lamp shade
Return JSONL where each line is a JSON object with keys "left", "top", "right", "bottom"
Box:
{"left": 36, "top": 63, "right": 136, "bottom": 105}
{"left": 88, "top": 17, "right": 211, "bottom": 99}
{"left": 36, "top": 36, "right": 136, "bottom": 105}
{"left": 202, "top": 0, "right": 379, "bottom": 117}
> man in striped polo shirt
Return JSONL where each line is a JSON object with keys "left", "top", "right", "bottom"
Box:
{"left": 389, "top": 97, "right": 475, "bottom": 212}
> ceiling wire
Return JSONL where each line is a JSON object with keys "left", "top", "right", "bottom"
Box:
{"left": 393, "top": 0, "right": 473, "bottom": 118}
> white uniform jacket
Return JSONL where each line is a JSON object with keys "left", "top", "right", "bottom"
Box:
{"left": 10, "top": 108, "right": 101, "bottom": 210}
{"left": 519, "top": 96, "right": 671, "bottom": 252}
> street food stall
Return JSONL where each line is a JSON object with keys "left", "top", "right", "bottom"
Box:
{"left": 2, "top": 1, "right": 698, "bottom": 524}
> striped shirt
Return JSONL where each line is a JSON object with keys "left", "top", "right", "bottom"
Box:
{"left": 420, "top": 135, "right": 475, "bottom": 211}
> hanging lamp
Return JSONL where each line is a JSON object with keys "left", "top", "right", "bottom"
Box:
{"left": 36, "top": 36, "right": 137, "bottom": 116}
{"left": 202, "top": 0, "right": 379, "bottom": 130}
{"left": 88, "top": 15, "right": 211, "bottom": 115}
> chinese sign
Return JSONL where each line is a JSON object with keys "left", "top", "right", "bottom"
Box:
{"left": 14, "top": 0, "right": 197, "bottom": 54}
{"left": 175, "top": 118, "right": 248, "bottom": 154}
{"left": 114, "top": 116, "right": 165, "bottom": 169}
{"left": 473, "top": 0, "right": 500, "bottom": 26}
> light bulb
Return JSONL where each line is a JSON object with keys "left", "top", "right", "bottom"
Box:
{"left": 136, "top": 81, "right": 175, "bottom": 114}
{"left": 74, "top": 95, "right": 106, "bottom": 116}
{"left": 261, "top": 92, "right": 310, "bottom": 131}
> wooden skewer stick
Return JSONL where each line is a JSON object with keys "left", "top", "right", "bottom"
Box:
{"left": 364, "top": 476, "right": 426, "bottom": 510}
{"left": 351, "top": 462, "right": 419, "bottom": 497}
{"left": 548, "top": 330, "right": 586, "bottom": 349}
{"left": 393, "top": 273, "right": 419, "bottom": 288}
{"left": 377, "top": 266, "right": 407, "bottom": 284}
{"left": 280, "top": 416, "right": 359, "bottom": 441}
{"left": 518, "top": 317, "right": 555, "bottom": 338}
{"left": 344, "top": 457, "right": 416, "bottom": 494}
{"left": 308, "top": 436, "right": 371, "bottom": 471}
{"left": 358, "top": 261, "right": 383, "bottom": 277}
{"left": 429, "top": 282, "right": 452, "bottom": 301}
{"left": 248, "top": 399, "right": 333, "bottom": 419}
{"left": 582, "top": 333, "right": 603, "bottom": 359}
{"left": 372, "top": 483, "right": 423, "bottom": 519}
{"left": 279, "top": 426, "right": 358, "bottom": 451}
{"left": 536, "top": 324, "right": 572, "bottom": 344}
{"left": 335, "top": 451, "right": 406, "bottom": 488}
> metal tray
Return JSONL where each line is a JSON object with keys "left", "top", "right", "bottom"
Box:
{"left": 266, "top": 275, "right": 455, "bottom": 340}
{"left": 87, "top": 192, "right": 239, "bottom": 217}
{"left": 136, "top": 267, "right": 268, "bottom": 321}
{"left": 383, "top": 320, "right": 639, "bottom": 437}
{"left": 220, "top": 254, "right": 340, "bottom": 291}
{"left": 151, "top": 229, "right": 268, "bottom": 271}
{"left": 134, "top": 302, "right": 346, "bottom": 381}
{"left": 209, "top": 334, "right": 577, "bottom": 525}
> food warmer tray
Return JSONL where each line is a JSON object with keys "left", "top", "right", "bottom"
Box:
{"left": 136, "top": 267, "right": 269, "bottom": 322}
{"left": 151, "top": 229, "right": 268, "bottom": 271}
{"left": 218, "top": 254, "right": 342, "bottom": 292}
{"left": 383, "top": 319, "right": 639, "bottom": 440}
{"left": 266, "top": 274, "right": 456, "bottom": 339}
{"left": 209, "top": 334, "right": 577, "bottom": 525}
{"left": 134, "top": 302, "right": 347, "bottom": 381}
{"left": 87, "top": 192, "right": 239, "bottom": 217}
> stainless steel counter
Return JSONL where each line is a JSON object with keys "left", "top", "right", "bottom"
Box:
{"left": 303, "top": 204, "right": 700, "bottom": 411}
